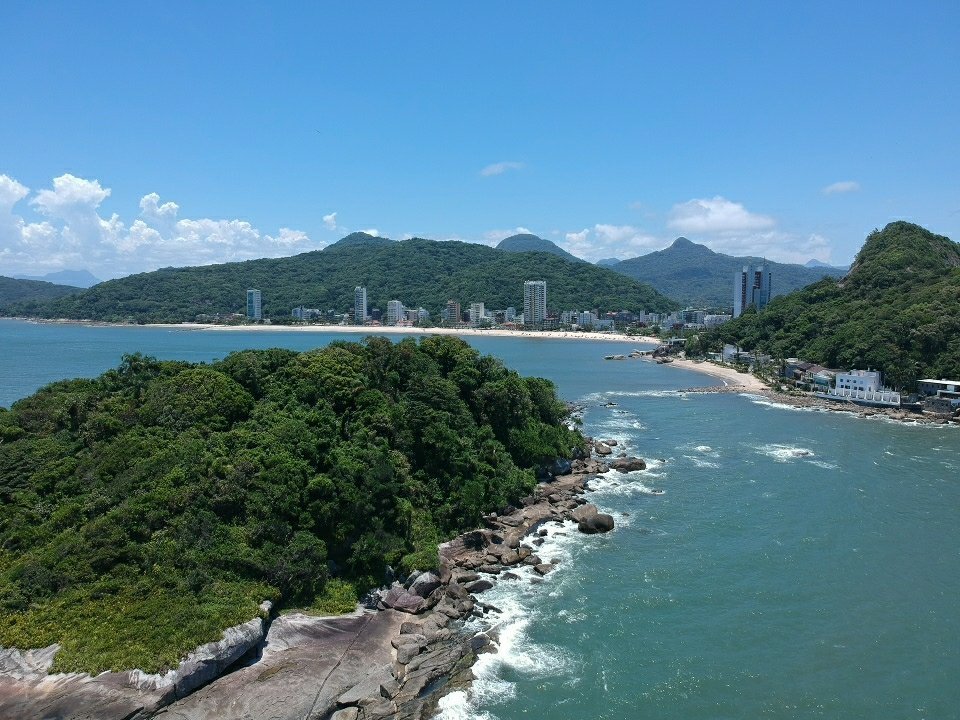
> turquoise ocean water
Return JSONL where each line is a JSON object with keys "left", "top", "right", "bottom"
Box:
{"left": 1, "top": 319, "right": 958, "bottom": 719}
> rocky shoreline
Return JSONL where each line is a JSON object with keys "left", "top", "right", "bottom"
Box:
{"left": 0, "top": 451, "right": 634, "bottom": 720}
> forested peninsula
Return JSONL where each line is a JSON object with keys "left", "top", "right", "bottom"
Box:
{"left": 1, "top": 235, "right": 677, "bottom": 323}
{"left": 0, "top": 336, "right": 583, "bottom": 674}
{"left": 712, "top": 222, "right": 960, "bottom": 387}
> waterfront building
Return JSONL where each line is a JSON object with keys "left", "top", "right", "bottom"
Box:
{"left": 505, "top": 307, "right": 517, "bottom": 322}
{"left": 469, "top": 302, "right": 485, "bottom": 325}
{"left": 836, "top": 369, "right": 883, "bottom": 393}
{"left": 386, "top": 300, "right": 405, "bottom": 326}
{"left": 917, "top": 379, "right": 960, "bottom": 397}
{"left": 246, "top": 289, "right": 262, "bottom": 320}
{"left": 354, "top": 286, "right": 367, "bottom": 325}
{"left": 733, "top": 265, "right": 772, "bottom": 318}
{"left": 443, "top": 300, "right": 461, "bottom": 325}
{"left": 523, "top": 280, "right": 547, "bottom": 327}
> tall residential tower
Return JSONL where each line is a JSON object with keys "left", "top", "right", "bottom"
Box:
{"left": 523, "top": 280, "right": 547, "bottom": 327}
{"left": 733, "top": 265, "right": 771, "bottom": 318}
{"left": 354, "top": 286, "right": 368, "bottom": 325}
{"left": 246, "top": 289, "right": 262, "bottom": 320}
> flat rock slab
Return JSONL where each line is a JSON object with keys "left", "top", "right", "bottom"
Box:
{"left": 154, "top": 610, "right": 405, "bottom": 720}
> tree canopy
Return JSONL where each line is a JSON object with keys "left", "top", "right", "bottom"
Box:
{"left": 0, "top": 336, "right": 583, "bottom": 673}
{"left": 711, "top": 222, "right": 960, "bottom": 388}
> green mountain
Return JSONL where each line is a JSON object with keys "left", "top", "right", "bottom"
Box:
{"left": 496, "top": 233, "right": 584, "bottom": 263}
{"left": 0, "top": 337, "right": 582, "bottom": 672}
{"left": 324, "top": 231, "right": 396, "bottom": 251}
{"left": 13, "top": 269, "right": 101, "bottom": 288}
{"left": 713, "top": 222, "right": 960, "bottom": 389}
{"left": 4, "top": 237, "right": 676, "bottom": 323}
{"left": 0, "top": 276, "right": 83, "bottom": 306}
{"left": 610, "top": 237, "right": 847, "bottom": 308}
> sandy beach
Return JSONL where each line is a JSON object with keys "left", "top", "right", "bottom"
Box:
{"left": 145, "top": 321, "right": 662, "bottom": 346}
{"left": 665, "top": 357, "right": 769, "bottom": 391}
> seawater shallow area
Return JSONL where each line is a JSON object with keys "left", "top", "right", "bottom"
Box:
{"left": 1, "top": 318, "right": 958, "bottom": 719}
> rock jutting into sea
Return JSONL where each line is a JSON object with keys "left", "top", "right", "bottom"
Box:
{"left": 0, "top": 455, "right": 626, "bottom": 720}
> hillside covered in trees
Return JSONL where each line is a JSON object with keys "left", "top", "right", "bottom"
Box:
{"left": 0, "top": 276, "right": 82, "bottom": 306}
{"left": 610, "top": 237, "right": 846, "bottom": 308}
{"left": 712, "top": 222, "right": 960, "bottom": 388}
{"left": 1, "top": 234, "right": 676, "bottom": 323}
{"left": 0, "top": 336, "right": 582, "bottom": 673}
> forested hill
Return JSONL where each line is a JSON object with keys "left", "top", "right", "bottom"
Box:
{"left": 610, "top": 237, "right": 847, "bottom": 308}
{"left": 0, "top": 275, "right": 82, "bottom": 306}
{"left": 495, "top": 233, "right": 584, "bottom": 263}
{"left": 713, "top": 222, "right": 960, "bottom": 388}
{"left": 0, "top": 336, "right": 582, "bottom": 673}
{"left": 2, "top": 237, "right": 676, "bottom": 323}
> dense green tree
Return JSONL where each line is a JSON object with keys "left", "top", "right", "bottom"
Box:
{"left": 0, "top": 336, "right": 583, "bottom": 673}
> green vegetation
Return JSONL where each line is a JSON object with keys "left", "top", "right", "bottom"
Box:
{"left": 610, "top": 237, "right": 846, "bottom": 308}
{"left": 496, "top": 233, "right": 585, "bottom": 263}
{"left": 0, "top": 275, "right": 82, "bottom": 306}
{"left": 0, "top": 336, "right": 583, "bottom": 672}
{"left": 712, "top": 222, "right": 960, "bottom": 388}
{"left": 0, "top": 234, "right": 676, "bottom": 323}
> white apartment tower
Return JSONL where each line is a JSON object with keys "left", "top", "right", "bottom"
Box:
{"left": 246, "top": 289, "right": 262, "bottom": 320}
{"left": 523, "top": 280, "right": 547, "bottom": 327}
{"left": 386, "top": 300, "right": 405, "bottom": 325}
{"left": 354, "top": 286, "right": 368, "bottom": 325}
{"left": 469, "top": 302, "right": 485, "bottom": 325}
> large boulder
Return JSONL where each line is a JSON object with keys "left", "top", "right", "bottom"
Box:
{"left": 409, "top": 571, "right": 441, "bottom": 598}
{"left": 608, "top": 456, "right": 647, "bottom": 472}
{"left": 547, "top": 458, "right": 573, "bottom": 476}
{"left": 572, "top": 503, "right": 615, "bottom": 535}
{"left": 594, "top": 443, "right": 612, "bottom": 456}
{"left": 380, "top": 585, "right": 424, "bottom": 614}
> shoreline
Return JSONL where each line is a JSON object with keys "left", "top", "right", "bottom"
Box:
{"left": 12, "top": 317, "right": 661, "bottom": 345}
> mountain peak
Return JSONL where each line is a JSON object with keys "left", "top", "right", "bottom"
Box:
{"left": 496, "top": 234, "right": 584, "bottom": 263}
{"left": 670, "top": 237, "right": 694, "bottom": 248}
{"left": 325, "top": 232, "right": 394, "bottom": 251}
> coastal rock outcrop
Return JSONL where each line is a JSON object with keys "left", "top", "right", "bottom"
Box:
{"left": 572, "top": 503, "right": 615, "bottom": 534}
{"left": 608, "top": 456, "right": 647, "bottom": 472}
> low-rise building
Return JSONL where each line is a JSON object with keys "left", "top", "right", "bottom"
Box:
{"left": 917, "top": 379, "right": 960, "bottom": 397}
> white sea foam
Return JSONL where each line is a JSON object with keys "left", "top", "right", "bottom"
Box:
{"left": 754, "top": 443, "right": 817, "bottom": 462}
{"left": 434, "top": 522, "right": 581, "bottom": 720}
{"left": 694, "top": 445, "right": 713, "bottom": 453}
{"left": 684, "top": 455, "right": 719, "bottom": 469}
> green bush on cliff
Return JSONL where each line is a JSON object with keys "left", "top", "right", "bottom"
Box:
{"left": 0, "top": 336, "right": 583, "bottom": 673}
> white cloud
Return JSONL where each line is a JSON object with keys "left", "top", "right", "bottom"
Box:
{"left": 556, "top": 224, "right": 662, "bottom": 261}
{"left": 822, "top": 180, "right": 860, "bottom": 195}
{"left": 323, "top": 212, "right": 337, "bottom": 230}
{"left": 361, "top": 228, "right": 379, "bottom": 237}
{"left": 482, "top": 226, "right": 532, "bottom": 245}
{"left": 0, "top": 172, "right": 316, "bottom": 278}
{"left": 480, "top": 161, "right": 524, "bottom": 177}
{"left": 700, "top": 230, "right": 832, "bottom": 265}
{"left": 668, "top": 196, "right": 775, "bottom": 234}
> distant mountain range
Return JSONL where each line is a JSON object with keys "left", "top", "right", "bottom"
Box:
{"left": 804, "top": 259, "right": 849, "bottom": 271}
{"left": 2, "top": 233, "right": 676, "bottom": 323}
{"left": 608, "top": 237, "right": 847, "bottom": 308}
{"left": 12, "top": 269, "right": 100, "bottom": 288}
{"left": 0, "top": 276, "right": 84, "bottom": 306}
{"left": 716, "top": 221, "right": 960, "bottom": 388}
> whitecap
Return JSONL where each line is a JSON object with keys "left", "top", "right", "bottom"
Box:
{"left": 754, "top": 443, "right": 816, "bottom": 462}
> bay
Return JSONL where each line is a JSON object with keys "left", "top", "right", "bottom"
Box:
{"left": 1, "top": 318, "right": 957, "bottom": 719}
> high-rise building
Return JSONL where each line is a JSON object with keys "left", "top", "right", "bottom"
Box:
{"left": 443, "top": 300, "right": 461, "bottom": 325}
{"left": 386, "top": 300, "right": 405, "bottom": 325}
{"left": 246, "top": 289, "right": 262, "bottom": 320}
{"left": 469, "top": 302, "right": 485, "bottom": 325}
{"left": 733, "top": 265, "right": 771, "bottom": 318}
{"left": 523, "top": 280, "right": 547, "bottom": 327}
{"left": 354, "top": 286, "right": 368, "bottom": 325}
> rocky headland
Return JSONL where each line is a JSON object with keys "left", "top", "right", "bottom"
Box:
{"left": 0, "top": 450, "right": 640, "bottom": 720}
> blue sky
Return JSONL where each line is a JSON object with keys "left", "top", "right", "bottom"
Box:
{"left": 1, "top": 2, "right": 958, "bottom": 278}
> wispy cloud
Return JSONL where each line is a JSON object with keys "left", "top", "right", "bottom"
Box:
{"left": 480, "top": 161, "right": 524, "bottom": 177}
{"left": 482, "top": 226, "right": 532, "bottom": 245}
{"left": 822, "top": 180, "right": 860, "bottom": 195}
{"left": 322, "top": 212, "right": 338, "bottom": 230}
{"left": 557, "top": 224, "right": 662, "bottom": 261}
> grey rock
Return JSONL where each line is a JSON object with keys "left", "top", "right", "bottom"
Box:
{"left": 609, "top": 456, "right": 647, "bottom": 472}
{"left": 381, "top": 584, "right": 425, "bottom": 614}
{"left": 465, "top": 579, "right": 494, "bottom": 593}
{"left": 534, "top": 564, "right": 555, "bottom": 576}
{"left": 410, "top": 571, "right": 441, "bottom": 599}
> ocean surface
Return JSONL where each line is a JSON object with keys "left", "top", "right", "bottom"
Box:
{"left": 2, "top": 318, "right": 958, "bottom": 719}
